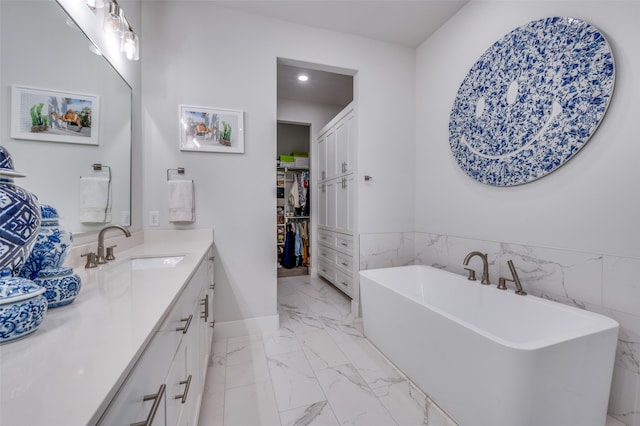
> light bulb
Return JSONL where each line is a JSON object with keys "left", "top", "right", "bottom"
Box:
{"left": 122, "top": 30, "right": 139, "bottom": 61}
{"left": 103, "top": 2, "right": 123, "bottom": 36}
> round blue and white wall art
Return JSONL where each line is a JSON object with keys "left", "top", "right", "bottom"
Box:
{"left": 448, "top": 17, "right": 615, "bottom": 186}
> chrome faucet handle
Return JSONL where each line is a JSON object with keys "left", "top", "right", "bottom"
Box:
{"left": 497, "top": 277, "right": 510, "bottom": 290}
{"left": 105, "top": 245, "right": 117, "bottom": 261}
{"left": 463, "top": 267, "right": 476, "bottom": 281}
{"left": 81, "top": 252, "right": 98, "bottom": 269}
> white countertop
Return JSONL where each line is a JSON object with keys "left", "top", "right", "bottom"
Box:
{"left": 0, "top": 229, "right": 214, "bottom": 426}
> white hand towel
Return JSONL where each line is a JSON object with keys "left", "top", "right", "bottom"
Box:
{"left": 79, "top": 176, "right": 111, "bottom": 223}
{"left": 168, "top": 180, "right": 195, "bottom": 222}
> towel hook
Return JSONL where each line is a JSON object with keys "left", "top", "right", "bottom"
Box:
{"left": 167, "top": 167, "right": 185, "bottom": 181}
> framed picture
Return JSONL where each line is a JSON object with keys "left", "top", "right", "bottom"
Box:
{"left": 11, "top": 84, "right": 99, "bottom": 145}
{"left": 179, "top": 105, "right": 244, "bottom": 153}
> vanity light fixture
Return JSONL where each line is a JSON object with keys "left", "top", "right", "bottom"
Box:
{"left": 103, "top": 0, "right": 124, "bottom": 37}
{"left": 298, "top": 74, "right": 309, "bottom": 82}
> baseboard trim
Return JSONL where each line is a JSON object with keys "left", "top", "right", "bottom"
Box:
{"left": 213, "top": 314, "right": 279, "bottom": 339}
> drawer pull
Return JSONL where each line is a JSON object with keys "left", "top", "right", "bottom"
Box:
{"left": 341, "top": 281, "right": 348, "bottom": 287}
{"left": 175, "top": 375, "right": 192, "bottom": 404}
{"left": 340, "top": 242, "right": 348, "bottom": 247}
{"left": 341, "top": 262, "right": 349, "bottom": 267}
{"left": 130, "top": 383, "right": 166, "bottom": 426}
{"left": 321, "top": 268, "right": 327, "bottom": 273}
{"left": 176, "top": 315, "right": 193, "bottom": 334}
{"left": 209, "top": 256, "right": 215, "bottom": 262}
{"left": 201, "top": 294, "right": 209, "bottom": 321}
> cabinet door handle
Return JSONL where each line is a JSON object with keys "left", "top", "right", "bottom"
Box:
{"left": 174, "top": 375, "right": 192, "bottom": 404}
{"left": 210, "top": 319, "right": 215, "bottom": 329}
{"left": 208, "top": 256, "right": 215, "bottom": 262}
{"left": 210, "top": 283, "right": 215, "bottom": 290}
{"left": 176, "top": 314, "right": 193, "bottom": 334}
{"left": 201, "top": 294, "right": 209, "bottom": 321}
{"left": 342, "top": 162, "right": 347, "bottom": 173}
{"left": 341, "top": 178, "right": 347, "bottom": 189}
{"left": 322, "top": 171, "right": 326, "bottom": 179}
{"left": 130, "top": 383, "right": 166, "bottom": 426}
{"left": 341, "top": 281, "right": 349, "bottom": 287}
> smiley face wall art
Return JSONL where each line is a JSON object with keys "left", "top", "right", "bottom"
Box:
{"left": 448, "top": 17, "right": 615, "bottom": 186}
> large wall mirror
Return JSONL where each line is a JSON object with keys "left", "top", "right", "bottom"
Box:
{"left": 0, "top": 0, "right": 131, "bottom": 234}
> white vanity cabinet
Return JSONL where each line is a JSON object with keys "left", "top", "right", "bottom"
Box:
{"left": 97, "top": 250, "right": 215, "bottom": 426}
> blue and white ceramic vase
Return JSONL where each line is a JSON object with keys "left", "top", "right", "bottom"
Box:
{"left": 20, "top": 204, "right": 73, "bottom": 280}
{"left": 33, "top": 266, "right": 81, "bottom": 308}
{"left": 0, "top": 146, "right": 41, "bottom": 276}
{"left": 0, "top": 269, "right": 48, "bottom": 344}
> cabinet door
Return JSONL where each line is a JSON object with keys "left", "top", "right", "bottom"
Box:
{"left": 335, "top": 111, "right": 355, "bottom": 175}
{"left": 317, "top": 134, "right": 327, "bottom": 181}
{"left": 336, "top": 174, "right": 354, "bottom": 234}
{"left": 325, "top": 178, "right": 337, "bottom": 230}
{"left": 317, "top": 182, "right": 328, "bottom": 228}
{"left": 166, "top": 339, "right": 188, "bottom": 426}
{"left": 325, "top": 128, "right": 337, "bottom": 180}
{"left": 97, "top": 330, "right": 174, "bottom": 425}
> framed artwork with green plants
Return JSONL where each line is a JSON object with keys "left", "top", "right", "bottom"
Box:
{"left": 178, "top": 104, "right": 244, "bottom": 154}
{"left": 11, "top": 85, "right": 99, "bottom": 145}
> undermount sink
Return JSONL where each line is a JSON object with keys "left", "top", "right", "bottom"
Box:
{"left": 126, "top": 255, "right": 185, "bottom": 270}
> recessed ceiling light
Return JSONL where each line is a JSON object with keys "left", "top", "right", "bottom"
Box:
{"left": 298, "top": 74, "right": 309, "bottom": 82}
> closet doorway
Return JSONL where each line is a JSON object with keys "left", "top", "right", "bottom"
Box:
{"left": 276, "top": 59, "right": 355, "bottom": 280}
{"left": 277, "top": 122, "right": 311, "bottom": 277}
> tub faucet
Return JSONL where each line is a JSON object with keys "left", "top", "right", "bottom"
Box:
{"left": 497, "top": 259, "right": 527, "bottom": 295}
{"left": 463, "top": 251, "right": 490, "bottom": 285}
{"left": 96, "top": 224, "right": 131, "bottom": 264}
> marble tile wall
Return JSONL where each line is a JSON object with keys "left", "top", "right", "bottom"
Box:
{"left": 359, "top": 232, "right": 640, "bottom": 426}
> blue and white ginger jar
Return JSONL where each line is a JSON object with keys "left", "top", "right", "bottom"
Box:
{"left": 20, "top": 204, "right": 73, "bottom": 280}
{"left": 0, "top": 269, "right": 48, "bottom": 344}
{"left": 0, "top": 146, "right": 41, "bottom": 276}
{"left": 34, "top": 266, "right": 81, "bottom": 308}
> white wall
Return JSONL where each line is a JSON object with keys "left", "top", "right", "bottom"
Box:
{"left": 141, "top": 2, "right": 416, "bottom": 327}
{"left": 415, "top": 1, "right": 640, "bottom": 258}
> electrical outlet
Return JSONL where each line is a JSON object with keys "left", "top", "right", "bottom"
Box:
{"left": 121, "top": 211, "right": 130, "bottom": 226}
{"left": 148, "top": 211, "right": 160, "bottom": 226}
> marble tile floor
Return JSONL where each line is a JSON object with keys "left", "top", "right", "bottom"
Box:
{"left": 197, "top": 275, "right": 455, "bottom": 426}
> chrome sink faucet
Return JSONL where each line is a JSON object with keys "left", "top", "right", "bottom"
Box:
{"left": 96, "top": 224, "right": 131, "bottom": 264}
{"left": 463, "top": 251, "right": 490, "bottom": 284}
{"left": 497, "top": 259, "right": 527, "bottom": 295}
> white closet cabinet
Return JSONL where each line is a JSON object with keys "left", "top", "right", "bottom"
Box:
{"left": 317, "top": 102, "right": 357, "bottom": 298}
{"left": 98, "top": 251, "right": 215, "bottom": 426}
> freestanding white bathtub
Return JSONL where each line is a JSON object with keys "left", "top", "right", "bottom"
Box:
{"left": 360, "top": 265, "right": 619, "bottom": 426}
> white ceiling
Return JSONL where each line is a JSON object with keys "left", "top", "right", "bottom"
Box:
{"left": 211, "top": 1, "right": 469, "bottom": 105}
{"left": 212, "top": 1, "right": 468, "bottom": 48}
